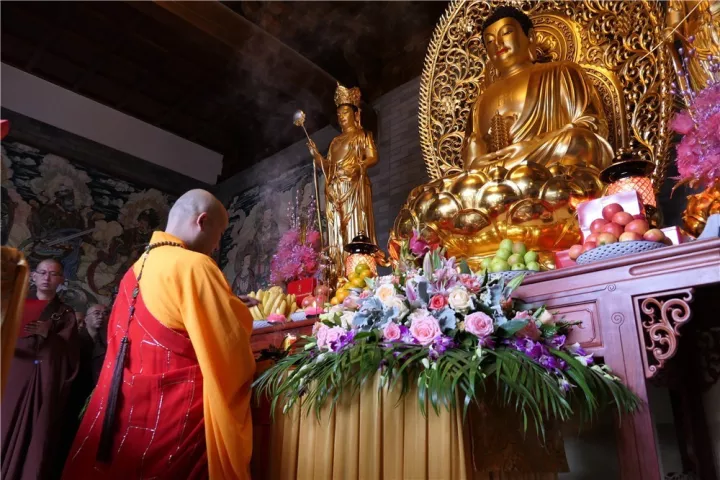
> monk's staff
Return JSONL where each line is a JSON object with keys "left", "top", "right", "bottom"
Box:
{"left": 293, "top": 110, "right": 325, "bottom": 253}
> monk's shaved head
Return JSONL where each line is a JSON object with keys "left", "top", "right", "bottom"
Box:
{"left": 166, "top": 189, "right": 228, "bottom": 256}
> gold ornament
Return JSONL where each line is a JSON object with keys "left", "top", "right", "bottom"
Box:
{"left": 682, "top": 182, "right": 720, "bottom": 237}
{"left": 306, "top": 85, "right": 379, "bottom": 276}
{"left": 391, "top": 1, "right": 673, "bottom": 267}
{"left": 334, "top": 83, "right": 362, "bottom": 109}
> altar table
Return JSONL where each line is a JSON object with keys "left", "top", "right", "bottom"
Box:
{"left": 250, "top": 238, "right": 720, "bottom": 480}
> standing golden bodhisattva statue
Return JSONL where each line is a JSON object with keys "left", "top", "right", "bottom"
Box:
{"left": 307, "top": 83, "right": 379, "bottom": 271}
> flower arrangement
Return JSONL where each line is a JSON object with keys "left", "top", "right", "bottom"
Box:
{"left": 269, "top": 194, "right": 322, "bottom": 284}
{"left": 255, "top": 234, "right": 640, "bottom": 436}
{"left": 670, "top": 38, "right": 720, "bottom": 187}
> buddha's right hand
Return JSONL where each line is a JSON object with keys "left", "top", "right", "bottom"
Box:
{"left": 306, "top": 140, "right": 324, "bottom": 163}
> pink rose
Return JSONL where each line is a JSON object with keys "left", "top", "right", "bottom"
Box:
{"left": 517, "top": 321, "right": 541, "bottom": 341}
{"left": 513, "top": 311, "right": 532, "bottom": 321}
{"left": 359, "top": 290, "right": 372, "bottom": 299}
{"left": 459, "top": 274, "right": 481, "bottom": 293}
{"left": 343, "top": 296, "right": 359, "bottom": 310}
{"left": 429, "top": 294, "right": 447, "bottom": 311}
{"left": 383, "top": 323, "right": 401, "bottom": 342}
{"left": 410, "top": 315, "right": 442, "bottom": 345}
{"left": 464, "top": 312, "right": 494, "bottom": 338}
{"left": 315, "top": 324, "right": 329, "bottom": 348}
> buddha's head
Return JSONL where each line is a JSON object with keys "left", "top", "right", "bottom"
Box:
{"left": 482, "top": 6, "right": 535, "bottom": 75}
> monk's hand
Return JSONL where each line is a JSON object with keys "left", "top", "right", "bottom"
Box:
{"left": 238, "top": 295, "right": 260, "bottom": 307}
{"left": 24, "top": 320, "right": 51, "bottom": 337}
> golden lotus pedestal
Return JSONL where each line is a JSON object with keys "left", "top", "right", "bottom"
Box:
{"left": 259, "top": 373, "right": 565, "bottom": 480}
{"left": 391, "top": 164, "right": 601, "bottom": 269}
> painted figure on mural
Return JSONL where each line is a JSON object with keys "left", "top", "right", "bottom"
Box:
{"left": 306, "top": 83, "right": 379, "bottom": 269}
{"left": 21, "top": 156, "right": 100, "bottom": 280}
{"left": 232, "top": 250, "right": 257, "bottom": 295}
{"left": 251, "top": 205, "right": 279, "bottom": 287}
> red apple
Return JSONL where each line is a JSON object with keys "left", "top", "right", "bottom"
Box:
{"left": 601, "top": 222, "right": 624, "bottom": 238}
{"left": 585, "top": 233, "right": 599, "bottom": 244}
{"left": 625, "top": 219, "right": 650, "bottom": 236}
{"left": 582, "top": 241, "right": 597, "bottom": 253}
{"left": 612, "top": 211, "right": 634, "bottom": 226}
{"left": 568, "top": 244, "right": 584, "bottom": 260}
{"left": 597, "top": 232, "right": 618, "bottom": 246}
{"left": 633, "top": 214, "right": 647, "bottom": 221}
{"left": 619, "top": 232, "right": 642, "bottom": 242}
{"left": 643, "top": 228, "right": 666, "bottom": 242}
{"left": 590, "top": 218, "right": 609, "bottom": 234}
{"left": 602, "top": 203, "right": 624, "bottom": 222}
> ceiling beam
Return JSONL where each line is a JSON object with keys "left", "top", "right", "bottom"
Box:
{"left": 143, "top": 0, "right": 376, "bottom": 134}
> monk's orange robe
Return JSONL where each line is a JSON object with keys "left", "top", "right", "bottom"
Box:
{"left": 62, "top": 231, "right": 256, "bottom": 479}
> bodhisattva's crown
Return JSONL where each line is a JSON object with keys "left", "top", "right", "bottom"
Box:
{"left": 334, "top": 82, "right": 362, "bottom": 108}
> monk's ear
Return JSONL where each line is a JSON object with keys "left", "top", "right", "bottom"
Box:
{"left": 196, "top": 212, "right": 208, "bottom": 230}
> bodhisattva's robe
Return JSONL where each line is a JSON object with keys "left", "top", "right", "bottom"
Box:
{"left": 62, "top": 231, "right": 256, "bottom": 479}
{"left": 1, "top": 296, "right": 80, "bottom": 480}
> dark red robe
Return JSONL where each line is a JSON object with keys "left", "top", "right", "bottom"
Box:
{"left": 1, "top": 296, "right": 80, "bottom": 480}
{"left": 62, "top": 270, "right": 207, "bottom": 479}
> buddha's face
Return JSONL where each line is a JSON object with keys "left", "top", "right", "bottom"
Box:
{"left": 337, "top": 105, "right": 358, "bottom": 132}
{"left": 483, "top": 17, "right": 532, "bottom": 73}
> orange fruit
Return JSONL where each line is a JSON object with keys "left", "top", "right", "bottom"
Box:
{"left": 330, "top": 297, "right": 340, "bottom": 306}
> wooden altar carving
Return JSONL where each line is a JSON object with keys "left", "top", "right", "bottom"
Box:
{"left": 251, "top": 238, "right": 720, "bottom": 480}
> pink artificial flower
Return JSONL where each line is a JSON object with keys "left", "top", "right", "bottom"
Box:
{"left": 410, "top": 315, "right": 442, "bottom": 346}
{"left": 315, "top": 324, "right": 330, "bottom": 348}
{"left": 409, "top": 230, "right": 430, "bottom": 256}
{"left": 343, "top": 295, "right": 359, "bottom": 310}
{"left": 464, "top": 312, "right": 494, "bottom": 338}
{"left": 359, "top": 290, "right": 372, "bottom": 299}
{"left": 267, "top": 313, "right": 286, "bottom": 323}
{"left": 428, "top": 294, "right": 447, "bottom": 311}
{"left": 383, "top": 323, "right": 401, "bottom": 342}
{"left": 516, "top": 320, "right": 541, "bottom": 341}
{"left": 670, "top": 112, "right": 695, "bottom": 135}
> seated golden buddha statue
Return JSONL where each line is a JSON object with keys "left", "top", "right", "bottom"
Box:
{"left": 392, "top": 6, "right": 614, "bottom": 267}
{"left": 463, "top": 6, "right": 613, "bottom": 172}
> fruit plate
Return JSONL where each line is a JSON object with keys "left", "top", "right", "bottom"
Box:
{"left": 575, "top": 240, "right": 666, "bottom": 265}
{"left": 488, "top": 270, "right": 538, "bottom": 282}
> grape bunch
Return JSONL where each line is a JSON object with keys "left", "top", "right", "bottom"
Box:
{"left": 481, "top": 239, "right": 541, "bottom": 273}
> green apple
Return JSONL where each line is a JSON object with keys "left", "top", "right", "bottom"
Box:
{"left": 511, "top": 263, "right": 526, "bottom": 271}
{"left": 526, "top": 261, "right": 541, "bottom": 272}
{"left": 495, "top": 248, "right": 512, "bottom": 261}
{"left": 507, "top": 253, "right": 523, "bottom": 266}
{"left": 512, "top": 242, "right": 527, "bottom": 256}
{"left": 481, "top": 257, "right": 492, "bottom": 269}
{"left": 499, "top": 239, "right": 513, "bottom": 251}
{"left": 490, "top": 260, "right": 509, "bottom": 272}
{"left": 524, "top": 251, "right": 539, "bottom": 264}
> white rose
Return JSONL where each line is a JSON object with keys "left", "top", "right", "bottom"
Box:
{"left": 340, "top": 311, "right": 356, "bottom": 329}
{"left": 384, "top": 296, "right": 409, "bottom": 319}
{"left": 538, "top": 310, "right": 555, "bottom": 325}
{"left": 409, "top": 308, "right": 431, "bottom": 322}
{"left": 448, "top": 287, "right": 472, "bottom": 312}
{"left": 375, "top": 283, "right": 397, "bottom": 307}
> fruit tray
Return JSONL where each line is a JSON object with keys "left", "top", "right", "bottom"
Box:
{"left": 575, "top": 240, "right": 666, "bottom": 265}
{"left": 488, "top": 270, "right": 539, "bottom": 282}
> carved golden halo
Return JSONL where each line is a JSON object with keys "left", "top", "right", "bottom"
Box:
{"left": 418, "top": 0, "right": 673, "bottom": 194}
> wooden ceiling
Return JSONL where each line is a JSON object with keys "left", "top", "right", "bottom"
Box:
{"left": 1, "top": 1, "right": 447, "bottom": 180}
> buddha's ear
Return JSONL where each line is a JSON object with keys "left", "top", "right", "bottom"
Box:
{"left": 526, "top": 28, "right": 538, "bottom": 62}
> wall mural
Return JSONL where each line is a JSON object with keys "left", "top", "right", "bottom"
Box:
{"left": 1, "top": 140, "right": 174, "bottom": 314}
{"left": 219, "top": 162, "right": 314, "bottom": 296}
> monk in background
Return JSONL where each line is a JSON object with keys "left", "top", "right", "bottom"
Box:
{"left": 1, "top": 258, "right": 81, "bottom": 480}
{"left": 62, "top": 189, "right": 256, "bottom": 479}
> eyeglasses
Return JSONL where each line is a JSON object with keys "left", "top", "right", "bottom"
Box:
{"left": 34, "top": 270, "right": 63, "bottom": 278}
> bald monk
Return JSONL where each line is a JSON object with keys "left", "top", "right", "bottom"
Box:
{"left": 2, "top": 258, "right": 81, "bottom": 480}
{"left": 62, "top": 189, "right": 256, "bottom": 479}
